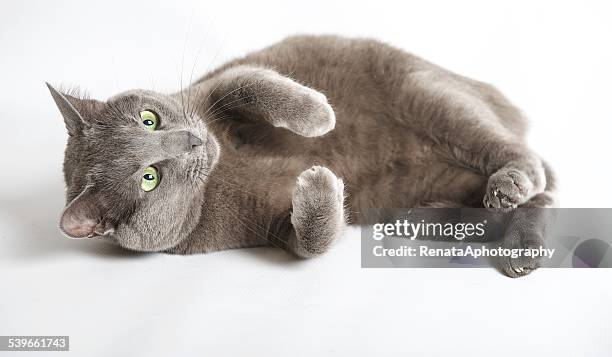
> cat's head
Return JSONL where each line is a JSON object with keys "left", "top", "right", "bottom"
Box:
{"left": 47, "top": 84, "right": 219, "bottom": 251}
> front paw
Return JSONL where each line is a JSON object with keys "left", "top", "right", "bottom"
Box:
{"left": 484, "top": 169, "right": 533, "bottom": 212}
{"left": 274, "top": 89, "right": 336, "bottom": 138}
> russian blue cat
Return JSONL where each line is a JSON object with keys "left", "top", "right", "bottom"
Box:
{"left": 48, "top": 35, "right": 557, "bottom": 277}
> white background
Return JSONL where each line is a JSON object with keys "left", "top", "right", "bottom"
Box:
{"left": 1, "top": 0, "right": 611, "bottom": 355}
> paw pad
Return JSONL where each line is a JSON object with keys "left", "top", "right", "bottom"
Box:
{"left": 484, "top": 169, "right": 533, "bottom": 212}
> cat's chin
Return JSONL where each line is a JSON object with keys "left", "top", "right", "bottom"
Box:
{"left": 111, "top": 229, "right": 184, "bottom": 253}
{"left": 178, "top": 131, "right": 220, "bottom": 188}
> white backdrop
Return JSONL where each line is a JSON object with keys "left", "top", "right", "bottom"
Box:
{"left": 1, "top": 1, "right": 611, "bottom": 356}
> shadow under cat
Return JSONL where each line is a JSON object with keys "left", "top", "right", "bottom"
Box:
{"left": 0, "top": 182, "right": 147, "bottom": 261}
{"left": 0, "top": 181, "right": 303, "bottom": 266}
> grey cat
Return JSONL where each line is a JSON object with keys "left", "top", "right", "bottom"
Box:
{"left": 48, "top": 35, "right": 557, "bottom": 277}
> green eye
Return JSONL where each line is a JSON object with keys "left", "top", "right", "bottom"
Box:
{"left": 141, "top": 166, "right": 159, "bottom": 191}
{"left": 140, "top": 110, "right": 158, "bottom": 131}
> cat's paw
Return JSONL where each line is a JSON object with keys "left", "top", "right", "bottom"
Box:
{"left": 274, "top": 90, "right": 336, "bottom": 138}
{"left": 290, "top": 166, "right": 345, "bottom": 257}
{"left": 293, "top": 165, "right": 344, "bottom": 213}
{"left": 484, "top": 169, "right": 533, "bottom": 212}
{"left": 498, "top": 230, "right": 544, "bottom": 278}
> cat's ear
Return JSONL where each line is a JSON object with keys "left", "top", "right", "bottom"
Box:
{"left": 59, "top": 186, "right": 114, "bottom": 239}
{"left": 46, "top": 83, "right": 104, "bottom": 135}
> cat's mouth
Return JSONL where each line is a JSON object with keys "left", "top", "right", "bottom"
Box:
{"left": 188, "top": 132, "right": 219, "bottom": 182}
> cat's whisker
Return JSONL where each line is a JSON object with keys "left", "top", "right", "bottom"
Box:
{"left": 200, "top": 69, "right": 297, "bottom": 123}
{"left": 198, "top": 165, "right": 270, "bottom": 200}
{"left": 224, "top": 209, "right": 286, "bottom": 250}
{"left": 205, "top": 97, "right": 255, "bottom": 124}
{"left": 200, "top": 69, "right": 267, "bottom": 119}
{"left": 188, "top": 30, "right": 227, "bottom": 118}
{"left": 178, "top": 19, "right": 195, "bottom": 121}
{"left": 185, "top": 22, "right": 214, "bottom": 117}
{"left": 192, "top": 167, "right": 289, "bottom": 249}
{"left": 200, "top": 70, "right": 263, "bottom": 117}
{"left": 190, "top": 65, "right": 259, "bottom": 120}
{"left": 201, "top": 113, "right": 232, "bottom": 128}
{"left": 149, "top": 72, "right": 156, "bottom": 92}
{"left": 192, "top": 78, "right": 223, "bottom": 118}
{"left": 236, "top": 212, "right": 289, "bottom": 249}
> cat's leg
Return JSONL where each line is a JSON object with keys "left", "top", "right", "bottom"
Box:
{"left": 399, "top": 72, "right": 548, "bottom": 212}
{"left": 398, "top": 72, "right": 559, "bottom": 277}
{"left": 194, "top": 66, "right": 335, "bottom": 138}
{"left": 498, "top": 161, "right": 558, "bottom": 277}
{"left": 287, "top": 166, "right": 346, "bottom": 258}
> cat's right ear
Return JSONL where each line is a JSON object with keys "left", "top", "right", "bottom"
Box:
{"left": 59, "top": 186, "right": 114, "bottom": 239}
{"left": 46, "top": 83, "right": 103, "bottom": 135}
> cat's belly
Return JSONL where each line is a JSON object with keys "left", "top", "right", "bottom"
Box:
{"left": 215, "top": 112, "right": 488, "bottom": 220}
{"left": 344, "top": 160, "right": 487, "bottom": 222}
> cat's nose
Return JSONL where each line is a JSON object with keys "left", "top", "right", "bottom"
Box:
{"left": 161, "top": 130, "right": 203, "bottom": 156}
{"left": 188, "top": 132, "right": 202, "bottom": 148}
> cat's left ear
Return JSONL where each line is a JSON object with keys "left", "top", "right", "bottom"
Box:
{"left": 46, "top": 83, "right": 104, "bottom": 135}
{"left": 59, "top": 186, "right": 114, "bottom": 239}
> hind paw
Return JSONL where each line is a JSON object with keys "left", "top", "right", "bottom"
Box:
{"left": 498, "top": 231, "right": 545, "bottom": 278}
{"left": 290, "top": 166, "right": 345, "bottom": 257}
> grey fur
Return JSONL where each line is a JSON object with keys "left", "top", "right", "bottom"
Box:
{"left": 49, "top": 35, "right": 557, "bottom": 277}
